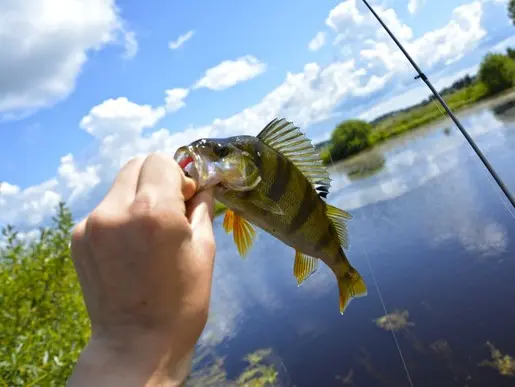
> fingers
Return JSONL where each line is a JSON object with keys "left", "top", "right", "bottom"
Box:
{"left": 96, "top": 156, "right": 146, "bottom": 212}
{"left": 186, "top": 189, "right": 215, "bottom": 257}
{"left": 134, "top": 153, "right": 197, "bottom": 213}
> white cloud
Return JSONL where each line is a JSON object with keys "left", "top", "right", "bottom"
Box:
{"left": 122, "top": 30, "right": 139, "bottom": 59}
{"left": 0, "top": 182, "right": 20, "bottom": 196}
{"left": 408, "top": 0, "right": 424, "bottom": 14}
{"left": 308, "top": 31, "right": 327, "bottom": 51}
{"left": 326, "top": 0, "right": 413, "bottom": 42}
{"left": 168, "top": 30, "right": 195, "bottom": 50}
{"left": 359, "top": 1, "right": 485, "bottom": 71}
{"left": 79, "top": 97, "right": 166, "bottom": 139}
{"left": 0, "top": 0, "right": 507, "bottom": 235}
{"left": 58, "top": 154, "right": 101, "bottom": 204}
{"left": 0, "top": 0, "right": 135, "bottom": 116}
{"left": 193, "top": 55, "right": 267, "bottom": 91}
{"left": 165, "top": 88, "right": 190, "bottom": 113}
{"left": 0, "top": 179, "right": 61, "bottom": 226}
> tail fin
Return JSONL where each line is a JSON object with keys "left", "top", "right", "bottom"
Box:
{"left": 336, "top": 266, "right": 367, "bottom": 315}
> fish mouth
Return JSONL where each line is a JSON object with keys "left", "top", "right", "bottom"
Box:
{"left": 174, "top": 146, "right": 201, "bottom": 182}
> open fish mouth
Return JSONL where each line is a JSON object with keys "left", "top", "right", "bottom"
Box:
{"left": 174, "top": 146, "right": 200, "bottom": 182}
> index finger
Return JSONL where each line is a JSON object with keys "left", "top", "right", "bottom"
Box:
{"left": 134, "top": 152, "right": 197, "bottom": 211}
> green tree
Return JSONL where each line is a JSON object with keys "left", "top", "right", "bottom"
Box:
{"left": 330, "top": 119, "right": 373, "bottom": 162}
{"left": 0, "top": 203, "right": 281, "bottom": 386}
{"left": 0, "top": 203, "right": 90, "bottom": 386}
{"left": 507, "top": 47, "right": 515, "bottom": 61}
{"left": 478, "top": 53, "right": 515, "bottom": 96}
{"left": 509, "top": 0, "right": 515, "bottom": 25}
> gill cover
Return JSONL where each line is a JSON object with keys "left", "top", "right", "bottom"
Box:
{"left": 174, "top": 140, "right": 262, "bottom": 192}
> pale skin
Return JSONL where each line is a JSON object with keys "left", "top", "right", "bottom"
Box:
{"left": 67, "top": 153, "right": 216, "bottom": 387}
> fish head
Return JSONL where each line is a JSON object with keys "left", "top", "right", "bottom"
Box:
{"left": 174, "top": 136, "right": 262, "bottom": 192}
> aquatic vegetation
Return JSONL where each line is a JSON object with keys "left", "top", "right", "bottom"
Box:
{"left": 342, "top": 151, "right": 386, "bottom": 181}
{"left": 187, "top": 348, "right": 280, "bottom": 386}
{"left": 374, "top": 309, "right": 415, "bottom": 331}
{"left": 479, "top": 341, "right": 515, "bottom": 377}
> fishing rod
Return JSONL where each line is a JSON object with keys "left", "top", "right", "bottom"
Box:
{"left": 360, "top": 0, "right": 515, "bottom": 209}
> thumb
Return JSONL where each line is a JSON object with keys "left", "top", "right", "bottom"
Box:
{"left": 186, "top": 189, "right": 215, "bottom": 257}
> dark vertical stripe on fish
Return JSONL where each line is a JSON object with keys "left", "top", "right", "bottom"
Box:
{"left": 289, "top": 180, "right": 318, "bottom": 233}
{"left": 267, "top": 152, "right": 290, "bottom": 202}
{"left": 314, "top": 225, "right": 334, "bottom": 253}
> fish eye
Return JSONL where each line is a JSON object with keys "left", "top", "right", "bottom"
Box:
{"left": 213, "top": 144, "right": 229, "bottom": 157}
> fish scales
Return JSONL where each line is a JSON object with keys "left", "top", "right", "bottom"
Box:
{"left": 174, "top": 117, "right": 368, "bottom": 314}
{"left": 228, "top": 138, "right": 338, "bottom": 262}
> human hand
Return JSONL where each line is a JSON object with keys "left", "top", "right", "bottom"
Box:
{"left": 67, "top": 153, "right": 215, "bottom": 387}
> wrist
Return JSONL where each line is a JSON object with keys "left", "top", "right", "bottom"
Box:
{"left": 68, "top": 332, "right": 193, "bottom": 387}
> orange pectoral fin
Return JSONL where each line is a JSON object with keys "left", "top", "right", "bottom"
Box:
{"left": 223, "top": 209, "right": 256, "bottom": 257}
{"left": 223, "top": 209, "right": 235, "bottom": 233}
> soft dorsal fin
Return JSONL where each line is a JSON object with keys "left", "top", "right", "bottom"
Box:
{"left": 257, "top": 118, "right": 332, "bottom": 193}
{"left": 325, "top": 203, "right": 353, "bottom": 250}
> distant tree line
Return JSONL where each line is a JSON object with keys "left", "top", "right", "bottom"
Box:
{"left": 318, "top": 47, "right": 515, "bottom": 165}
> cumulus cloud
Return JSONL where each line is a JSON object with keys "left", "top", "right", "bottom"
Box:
{"left": 0, "top": 0, "right": 135, "bottom": 117}
{"left": 193, "top": 55, "right": 267, "bottom": 91}
{"left": 0, "top": 0, "right": 506, "bottom": 234}
{"left": 168, "top": 30, "right": 196, "bottom": 50}
{"left": 57, "top": 154, "right": 101, "bottom": 204}
{"left": 308, "top": 31, "right": 327, "bottom": 51}
{"left": 164, "top": 88, "right": 190, "bottom": 113}
{"left": 79, "top": 97, "right": 166, "bottom": 139}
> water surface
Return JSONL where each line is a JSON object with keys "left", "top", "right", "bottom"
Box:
{"left": 190, "top": 96, "right": 515, "bottom": 386}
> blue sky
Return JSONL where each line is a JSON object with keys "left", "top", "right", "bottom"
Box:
{"left": 0, "top": 0, "right": 513, "bottom": 235}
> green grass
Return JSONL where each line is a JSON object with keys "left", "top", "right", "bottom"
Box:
{"left": 369, "top": 81, "right": 489, "bottom": 144}
{"left": 320, "top": 81, "right": 494, "bottom": 165}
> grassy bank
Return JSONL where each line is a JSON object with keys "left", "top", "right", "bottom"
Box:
{"left": 320, "top": 50, "right": 515, "bottom": 165}
{"left": 369, "top": 81, "right": 489, "bottom": 144}
{"left": 319, "top": 81, "right": 497, "bottom": 165}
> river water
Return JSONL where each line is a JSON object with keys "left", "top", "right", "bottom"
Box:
{"left": 190, "top": 95, "right": 515, "bottom": 386}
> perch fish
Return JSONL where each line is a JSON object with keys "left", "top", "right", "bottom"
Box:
{"left": 174, "top": 118, "right": 367, "bottom": 314}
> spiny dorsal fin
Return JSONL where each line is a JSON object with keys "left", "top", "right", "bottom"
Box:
{"left": 325, "top": 203, "right": 352, "bottom": 250}
{"left": 257, "top": 118, "right": 332, "bottom": 192}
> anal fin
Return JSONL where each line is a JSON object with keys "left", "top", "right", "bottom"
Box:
{"left": 293, "top": 251, "right": 319, "bottom": 286}
{"left": 223, "top": 209, "right": 256, "bottom": 257}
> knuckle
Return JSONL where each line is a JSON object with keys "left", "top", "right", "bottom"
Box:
{"left": 126, "top": 155, "right": 145, "bottom": 167}
{"left": 85, "top": 210, "right": 118, "bottom": 243}
{"left": 130, "top": 197, "right": 192, "bottom": 242}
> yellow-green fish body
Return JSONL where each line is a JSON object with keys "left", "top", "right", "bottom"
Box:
{"left": 175, "top": 118, "right": 367, "bottom": 314}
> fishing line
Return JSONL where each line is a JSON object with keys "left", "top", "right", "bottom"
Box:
{"left": 323, "top": 143, "right": 414, "bottom": 386}
{"left": 482, "top": 165, "right": 515, "bottom": 220}
{"left": 360, "top": 0, "right": 515, "bottom": 210}
{"left": 363, "top": 249, "right": 415, "bottom": 387}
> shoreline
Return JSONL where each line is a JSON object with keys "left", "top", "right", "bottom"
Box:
{"left": 324, "top": 87, "right": 515, "bottom": 167}
{"left": 213, "top": 88, "right": 515, "bottom": 218}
